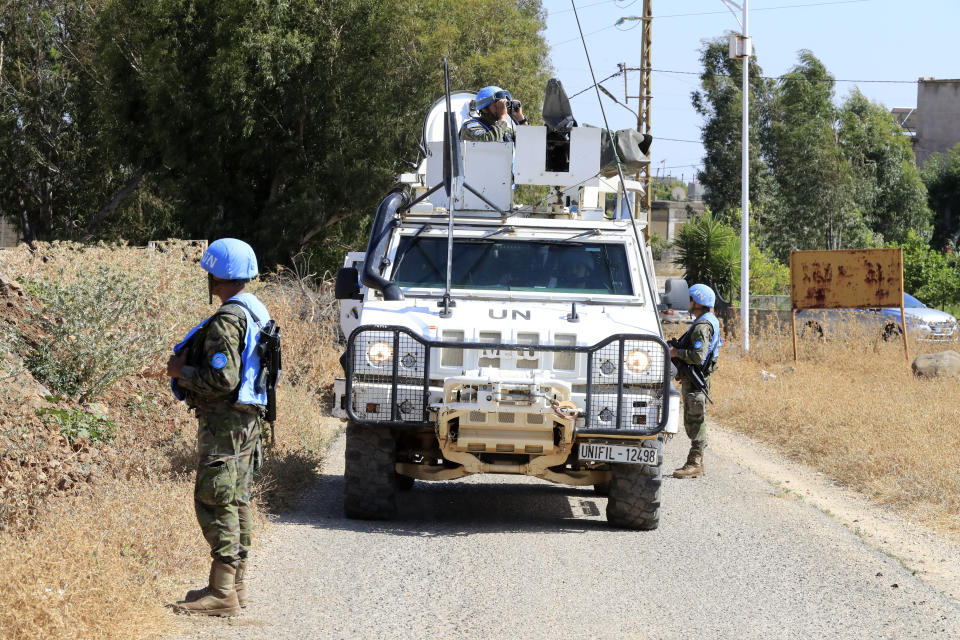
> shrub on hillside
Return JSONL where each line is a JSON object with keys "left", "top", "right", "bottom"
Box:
{"left": 673, "top": 210, "right": 740, "bottom": 299}
{"left": 18, "top": 265, "right": 165, "bottom": 403}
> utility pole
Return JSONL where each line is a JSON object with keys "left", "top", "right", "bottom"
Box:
{"left": 639, "top": 0, "right": 652, "bottom": 216}
{"left": 619, "top": 0, "right": 653, "bottom": 227}
{"left": 723, "top": 0, "right": 751, "bottom": 351}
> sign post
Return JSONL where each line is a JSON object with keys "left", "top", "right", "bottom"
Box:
{"left": 789, "top": 249, "right": 908, "bottom": 362}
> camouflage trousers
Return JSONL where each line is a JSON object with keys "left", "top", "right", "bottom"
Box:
{"left": 681, "top": 378, "right": 710, "bottom": 454}
{"left": 194, "top": 409, "right": 262, "bottom": 566}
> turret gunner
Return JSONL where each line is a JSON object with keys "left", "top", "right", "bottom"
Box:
{"left": 669, "top": 284, "right": 722, "bottom": 479}
{"left": 460, "top": 85, "right": 529, "bottom": 142}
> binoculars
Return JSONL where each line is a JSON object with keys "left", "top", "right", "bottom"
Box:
{"left": 506, "top": 100, "right": 521, "bottom": 113}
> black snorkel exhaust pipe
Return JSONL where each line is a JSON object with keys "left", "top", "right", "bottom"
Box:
{"left": 360, "top": 187, "right": 410, "bottom": 301}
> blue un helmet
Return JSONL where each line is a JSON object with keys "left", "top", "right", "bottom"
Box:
{"left": 201, "top": 238, "right": 258, "bottom": 278}
{"left": 475, "top": 85, "right": 511, "bottom": 112}
{"left": 689, "top": 283, "right": 716, "bottom": 308}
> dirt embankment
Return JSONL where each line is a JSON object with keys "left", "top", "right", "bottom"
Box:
{"left": 0, "top": 274, "right": 107, "bottom": 532}
{"left": 0, "top": 243, "right": 341, "bottom": 640}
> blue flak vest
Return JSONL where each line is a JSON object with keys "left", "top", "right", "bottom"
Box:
{"left": 226, "top": 293, "right": 271, "bottom": 406}
{"left": 680, "top": 311, "right": 722, "bottom": 366}
{"left": 169, "top": 292, "right": 271, "bottom": 406}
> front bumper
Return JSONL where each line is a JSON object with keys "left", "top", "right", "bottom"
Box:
{"left": 340, "top": 325, "right": 673, "bottom": 437}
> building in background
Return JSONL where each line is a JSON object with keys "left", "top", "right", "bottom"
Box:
{"left": 894, "top": 78, "right": 960, "bottom": 167}
{"left": 649, "top": 194, "right": 705, "bottom": 242}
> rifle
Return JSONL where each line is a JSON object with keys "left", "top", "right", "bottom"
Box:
{"left": 256, "top": 320, "right": 282, "bottom": 443}
{"left": 667, "top": 338, "right": 714, "bottom": 404}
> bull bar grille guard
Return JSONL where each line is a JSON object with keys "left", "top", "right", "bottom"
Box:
{"left": 345, "top": 325, "right": 672, "bottom": 436}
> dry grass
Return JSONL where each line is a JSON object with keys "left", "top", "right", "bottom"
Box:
{"left": 0, "top": 242, "right": 344, "bottom": 640}
{"left": 0, "top": 478, "right": 206, "bottom": 640}
{"left": 712, "top": 320, "right": 960, "bottom": 537}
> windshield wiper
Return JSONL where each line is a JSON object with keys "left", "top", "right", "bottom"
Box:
{"left": 480, "top": 225, "right": 514, "bottom": 239}
{"left": 564, "top": 229, "right": 600, "bottom": 242}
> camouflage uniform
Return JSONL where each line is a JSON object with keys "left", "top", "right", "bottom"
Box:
{"left": 177, "top": 305, "right": 263, "bottom": 566}
{"left": 674, "top": 317, "right": 716, "bottom": 455}
{"left": 460, "top": 114, "right": 515, "bottom": 142}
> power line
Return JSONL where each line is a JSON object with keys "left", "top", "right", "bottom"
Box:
{"left": 552, "top": 0, "right": 875, "bottom": 47}
{"left": 657, "top": 136, "right": 704, "bottom": 144}
{"left": 653, "top": 0, "right": 871, "bottom": 20}
{"left": 652, "top": 68, "right": 920, "bottom": 84}
{"left": 550, "top": 0, "right": 639, "bottom": 15}
{"left": 568, "top": 70, "right": 623, "bottom": 99}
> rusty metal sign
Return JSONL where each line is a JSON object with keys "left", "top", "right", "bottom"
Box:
{"left": 789, "top": 249, "right": 904, "bottom": 310}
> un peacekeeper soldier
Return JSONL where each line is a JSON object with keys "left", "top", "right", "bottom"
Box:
{"left": 166, "top": 238, "right": 271, "bottom": 617}
{"left": 460, "top": 85, "right": 529, "bottom": 142}
{"left": 668, "top": 284, "right": 722, "bottom": 479}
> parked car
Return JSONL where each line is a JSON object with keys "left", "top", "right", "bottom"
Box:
{"left": 797, "top": 293, "right": 958, "bottom": 342}
{"left": 879, "top": 293, "right": 959, "bottom": 341}
{"left": 659, "top": 307, "right": 694, "bottom": 325}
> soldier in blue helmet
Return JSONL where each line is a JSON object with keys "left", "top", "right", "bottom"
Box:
{"left": 460, "top": 85, "right": 529, "bottom": 142}
{"left": 167, "top": 238, "right": 271, "bottom": 616}
{"left": 668, "top": 283, "right": 722, "bottom": 478}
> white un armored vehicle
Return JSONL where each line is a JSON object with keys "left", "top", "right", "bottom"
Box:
{"left": 333, "top": 75, "right": 688, "bottom": 529}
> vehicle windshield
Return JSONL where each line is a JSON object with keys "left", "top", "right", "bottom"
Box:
{"left": 391, "top": 237, "right": 635, "bottom": 295}
{"left": 904, "top": 293, "right": 925, "bottom": 308}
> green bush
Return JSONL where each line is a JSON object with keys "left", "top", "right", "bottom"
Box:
{"left": 37, "top": 405, "right": 117, "bottom": 445}
{"left": 890, "top": 230, "right": 960, "bottom": 309}
{"left": 19, "top": 265, "right": 165, "bottom": 403}
{"left": 673, "top": 210, "right": 740, "bottom": 299}
{"left": 749, "top": 245, "right": 790, "bottom": 296}
{"left": 649, "top": 232, "right": 672, "bottom": 261}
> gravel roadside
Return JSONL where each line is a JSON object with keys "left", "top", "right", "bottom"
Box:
{"left": 168, "top": 421, "right": 960, "bottom": 639}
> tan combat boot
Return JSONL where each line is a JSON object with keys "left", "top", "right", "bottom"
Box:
{"left": 181, "top": 561, "right": 216, "bottom": 603}
{"left": 175, "top": 560, "right": 240, "bottom": 616}
{"left": 235, "top": 559, "right": 248, "bottom": 609}
{"left": 673, "top": 450, "right": 704, "bottom": 478}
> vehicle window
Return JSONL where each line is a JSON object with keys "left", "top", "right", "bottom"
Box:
{"left": 391, "top": 237, "right": 635, "bottom": 295}
{"left": 903, "top": 293, "right": 924, "bottom": 308}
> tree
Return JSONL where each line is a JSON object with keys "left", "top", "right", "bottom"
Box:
{"left": 837, "top": 89, "right": 931, "bottom": 244}
{"left": 0, "top": 0, "right": 158, "bottom": 244}
{"left": 94, "top": 0, "right": 551, "bottom": 269}
{"left": 691, "top": 37, "right": 776, "bottom": 227}
{"left": 922, "top": 143, "right": 960, "bottom": 250}
{"left": 892, "top": 230, "right": 960, "bottom": 310}
{"left": 673, "top": 209, "right": 740, "bottom": 300}
{"left": 763, "top": 51, "right": 870, "bottom": 260}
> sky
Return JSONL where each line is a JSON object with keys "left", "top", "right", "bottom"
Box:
{"left": 543, "top": 0, "right": 960, "bottom": 184}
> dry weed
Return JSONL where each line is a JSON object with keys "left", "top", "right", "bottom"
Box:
{"left": 0, "top": 477, "right": 206, "bottom": 640}
{"left": 712, "top": 321, "right": 960, "bottom": 537}
{"left": 0, "top": 242, "right": 344, "bottom": 639}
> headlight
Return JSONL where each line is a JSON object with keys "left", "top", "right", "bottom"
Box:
{"left": 367, "top": 341, "right": 393, "bottom": 366}
{"left": 625, "top": 349, "right": 651, "bottom": 374}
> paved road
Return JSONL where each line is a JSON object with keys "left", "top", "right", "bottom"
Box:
{"left": 174, "top": 430, "right": 960, "bottom": 639}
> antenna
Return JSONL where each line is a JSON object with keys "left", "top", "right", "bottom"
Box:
{"left": 434, "top": 58, "right": 510, "bottom": 318}
{"left": 439, "top": 57, "right": 458, "bottom": 318}
{"left": 570, "top": 0, "right": 663, "bottom": 331}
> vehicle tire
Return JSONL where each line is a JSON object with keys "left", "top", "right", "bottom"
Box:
{"left": 593, "top": 481, "right": 610, "bottom": 496}
{"left": 606, "top": 438, "right": 662, "bottom": 530}
{"left": 802, "top": 321, "right": 824, "bottom": 340}
{"left": 395, "top": 474, "right": 415, "bottom": 491}
{"left": 883, "top": 323, "right": 903, "bottom": 342}
{"left": 344, "top": 422, "right": 397, "bottom": 520}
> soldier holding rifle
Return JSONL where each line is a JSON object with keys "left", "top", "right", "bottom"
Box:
{"left": 668, "top": 284, "right": 722, "bottom": 479}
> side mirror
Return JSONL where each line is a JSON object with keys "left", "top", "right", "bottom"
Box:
{"left": 335, "top": 267, "right": 362, "bottom": 300}
{"left": 661, "top": 278, "right": 689, "bottom": 310}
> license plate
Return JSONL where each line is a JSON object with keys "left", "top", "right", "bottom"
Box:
{"left": 578, "top": 442, "right": 658, "bottom": 465}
